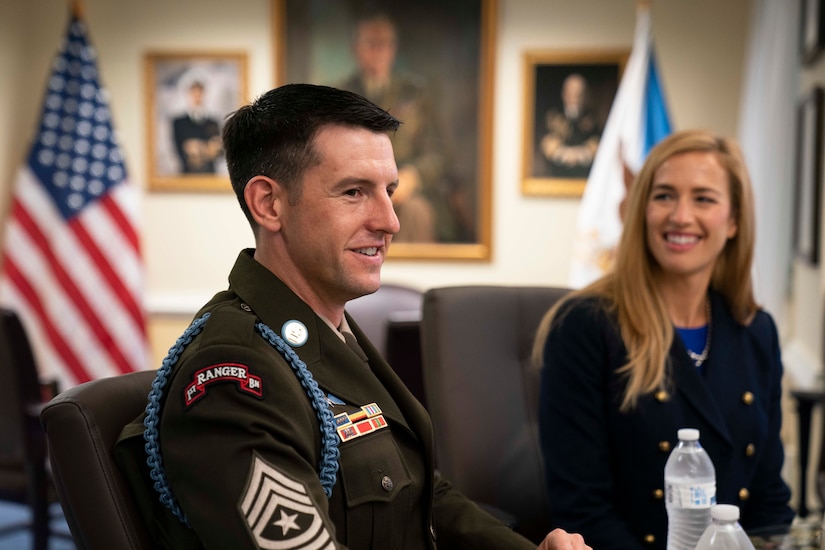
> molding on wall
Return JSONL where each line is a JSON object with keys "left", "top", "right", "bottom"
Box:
{"left": 146, "top": 292, "right": 208, "bottom": 316}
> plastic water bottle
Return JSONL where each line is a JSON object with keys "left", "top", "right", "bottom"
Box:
{"left": 694, "top": 504, "right": 755, "bottom": 549}
{"left": 665, "top": 428, "right": 716, "bottom": 550}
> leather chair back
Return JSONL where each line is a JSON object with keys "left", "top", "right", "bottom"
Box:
{"left": 40, "top": 370, "right": 156, "bottom": 550}
{"left": 420, "top": 285, "right": 569, "bottom": 544}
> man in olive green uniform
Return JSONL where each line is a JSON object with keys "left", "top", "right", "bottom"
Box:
{"left": 116, "top": 84, "right": 589, "bottom": 550}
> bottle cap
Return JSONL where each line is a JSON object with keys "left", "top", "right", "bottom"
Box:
{"left": 710, "top": 504, "right": 739, "bottom": 521}
{"left": 677, "top": 428, "right": 700, "bottom": 441}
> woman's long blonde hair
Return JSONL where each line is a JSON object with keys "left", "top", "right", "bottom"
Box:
{"left": 532, "top": 130, "right": 758, "bottom": 411}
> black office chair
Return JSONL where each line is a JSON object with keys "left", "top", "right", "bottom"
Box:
{"left": 420, "top": 285, "right": 570, "bottom": 544}
{"left": 0, "top": 308, "right": 72, "bottom": 550}
{"left": 40, "top": 370, "right": 156, "bottom": 550}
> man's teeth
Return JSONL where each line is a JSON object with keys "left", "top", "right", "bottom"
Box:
{"left": 667, "top": 234, "right": 698, "bottom": 245}
{"left": 356, "top": 247, "right": 378, "bottom": 256}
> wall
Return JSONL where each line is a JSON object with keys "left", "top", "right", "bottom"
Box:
{"left": 6, "top": 0, "right": 824, "bottom": 517}
{"left": 0, "top": 0, "right": 751, "bottom": 351}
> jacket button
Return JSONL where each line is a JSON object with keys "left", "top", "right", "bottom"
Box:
{"left": 655, "top": 390, "right": 669, "bottom": 402}
{"left": 381, "top": 475, "right": 394, "bottom": 492}
{"left": 745, "top": 443, "right": 755, "bottom": 457}
{"left": 652, "top": 488, "right": 664, "bottom": 500}
{"left": 644, "top": 534, "right": 655, "bottom": 544}
{"left": 739, "top": 488, "right": 750, "bottom": 500}
{"left": 658, "top": 441, "right": 671, "bottom": 453}
{"left": 742, "top": 391, "right": 754, "bottom": 405}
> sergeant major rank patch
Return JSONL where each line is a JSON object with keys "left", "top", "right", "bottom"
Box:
{"left": 240, "top": 454, "right": 335, "bottom": 549}
{"left": 184, "top": 362, "right": 263, "bottom": 407}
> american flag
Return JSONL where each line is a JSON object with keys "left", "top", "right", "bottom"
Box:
{"left": 0, "top": 12, "right": 148, "bottom": 389}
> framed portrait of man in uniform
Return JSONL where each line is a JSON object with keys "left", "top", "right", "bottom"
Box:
{"left": 145, "top": 51, "right": 248, "bottom": 192}
{"left": 521, "top": 50, "right": 627, "bottom": 197}
{"left": 272, "top": 0, "right": 495, "bottom": 261}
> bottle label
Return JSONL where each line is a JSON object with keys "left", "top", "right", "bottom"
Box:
{"left": 666, "top": 481, "right": 716, "bottom": 509}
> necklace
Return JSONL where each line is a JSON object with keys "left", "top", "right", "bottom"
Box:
{"left": 686, "top": 299, "right": 712, "bottom": 367}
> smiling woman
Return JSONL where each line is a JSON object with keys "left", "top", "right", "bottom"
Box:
{"left": 531, "top": 129, "right": 794, "bottom": 550}
{"left": 645, "top": 150, "right": 738, "bottom": 292}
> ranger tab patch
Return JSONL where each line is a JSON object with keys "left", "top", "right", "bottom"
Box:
{"left": 184, "top": 362, "right": 263, "bottom": 407}
{"left": 240, "top": 455, "right": 335, "bottom": 549}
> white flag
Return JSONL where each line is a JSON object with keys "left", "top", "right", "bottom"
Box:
{"left": 568, "top": 5, "right": 672, "bottom": 288}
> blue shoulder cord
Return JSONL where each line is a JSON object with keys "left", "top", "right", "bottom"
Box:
{"left": 142, "top": 312, "right": 341, "bottom": 527}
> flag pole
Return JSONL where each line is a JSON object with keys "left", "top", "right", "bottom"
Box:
{"left": 70, "top": 0, "right": 83, "bottom": 18}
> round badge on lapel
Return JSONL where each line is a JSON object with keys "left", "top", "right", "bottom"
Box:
{"left": 282, "top": 320, "right": 308, "bottom": 347}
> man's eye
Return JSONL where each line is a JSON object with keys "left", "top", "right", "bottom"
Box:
{"left": 344, "top": 188, "right": 360, "bottom": 197}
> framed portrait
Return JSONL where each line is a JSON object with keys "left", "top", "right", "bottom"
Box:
{"left": 145, "top": 51, "right": 248, "bottom": 192}
{"left": 802, "top": 0, "right": 825, "bottom": 65}
{"left": 794, "top": 86, "right": 824, "bottom": 265}
{"left": 272, "top": 0, "right": 495, "bottom": 261}
{"left": 521, "top": 50, "right": 628, "bottom": 197}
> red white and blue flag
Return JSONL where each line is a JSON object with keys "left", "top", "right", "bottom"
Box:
{"left": 0, "top": 11, "right": 148, "bottom": 389}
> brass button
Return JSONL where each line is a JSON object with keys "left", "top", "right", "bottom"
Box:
{"left": 655, "top": 390, "right": 669, "bottom": 402}
{"left": 738, "top": 488, "right": 750, "bottom": 500}
{"left": 652, "top": 488, "right": 664, "bottom": 500}
{"left": 745, "top": 443, "right": 755, "bottom": 457}
{"left": 742, "top": 391, "right": 754, "bottom": 405}
{"left": 658, "top": 441, "right": 671, "bottom": 453}
{"left": 644, "top": 534, "right": 655, "bottom": 544}
{"left": 381, "top": 476, "right": 394, "bottom": 492}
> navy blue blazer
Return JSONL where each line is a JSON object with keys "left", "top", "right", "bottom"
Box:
{"left": 538, "top": 291, "right": 794, "bottom": 550}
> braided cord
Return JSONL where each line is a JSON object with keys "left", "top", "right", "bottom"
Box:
{"left": 143, "top": 312, "right": 341, "bottom": 528}
{"left": 255, "top": 321, "right": 340, "bottom": 497}
{"left": 143, "top": 312, "right": 211, "bottom": 527}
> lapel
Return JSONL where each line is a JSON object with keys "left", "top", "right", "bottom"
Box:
{"left": 346, "top": 313, "right": 429, "bottom": 445}
{"left": 670, "top": 292, "right": 733, "bottom": 446}
{"left": 226, "top": 250, "right": 419, "bottom": 439}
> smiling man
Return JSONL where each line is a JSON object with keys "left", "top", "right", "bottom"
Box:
{"left": 115, "top": 84, "right": 589, "bottom": 550}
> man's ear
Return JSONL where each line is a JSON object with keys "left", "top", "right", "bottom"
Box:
{"left": 244, "top": 176, "right": 284, "bottom": 232}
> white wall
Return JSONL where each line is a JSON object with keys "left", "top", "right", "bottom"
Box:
{"left": 0, "top": 0, "right": 751, "bottom": 314}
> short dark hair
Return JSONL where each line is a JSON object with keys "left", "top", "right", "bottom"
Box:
{"left": 222, "top": 83, "right": 401, "bottom": 230}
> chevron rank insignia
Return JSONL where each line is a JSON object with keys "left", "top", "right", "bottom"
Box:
{"left": 240, "top": 454, "right": 335, "bottom": 549}
{"left": 334, "top": 402, "right": 388, "bottom": 443}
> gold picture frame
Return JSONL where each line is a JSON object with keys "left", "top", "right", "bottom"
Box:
{"left": 272, "top": 0, "right": 496, "bottom": 261}
{"left": 522, "top": 50, "right": 628, "bottom": 197}
{"left": 145, "top": 50, "right": 248, "bottom": 192}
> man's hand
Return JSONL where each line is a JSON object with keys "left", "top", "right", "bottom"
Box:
{"left": 537, "top": 528, "right": 592, "bottom": 550}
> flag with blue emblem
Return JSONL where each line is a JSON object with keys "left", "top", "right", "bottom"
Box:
{"left": 568, "top": 3, "right": 672, "bottom": 288}
{"left": 0, "top": 8, "right": 148, "bottom": 388}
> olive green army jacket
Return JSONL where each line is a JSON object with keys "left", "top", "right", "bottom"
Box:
{"left": 116, "top": 249, "right": 534, "bottom": 550}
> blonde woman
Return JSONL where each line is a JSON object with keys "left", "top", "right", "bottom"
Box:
{"left": 533, "top": 130, "right": 794, "bottom": 549}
